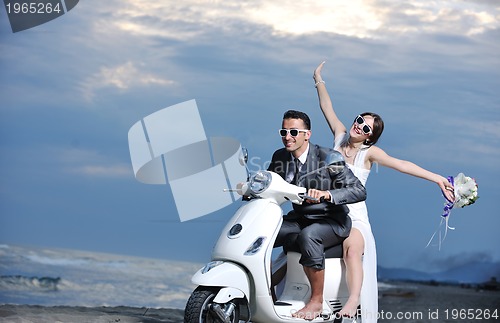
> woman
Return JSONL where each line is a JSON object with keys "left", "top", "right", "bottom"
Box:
{"left": 313, "top": 61, "right": 454, "bottom": 321}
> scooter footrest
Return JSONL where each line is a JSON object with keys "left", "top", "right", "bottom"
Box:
{"left": 327, "top": 299, "right": 342, "bottom": 311}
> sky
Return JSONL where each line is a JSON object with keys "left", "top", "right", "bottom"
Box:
{"left": 1, "top": 0, "right": 499, "bottom": 274}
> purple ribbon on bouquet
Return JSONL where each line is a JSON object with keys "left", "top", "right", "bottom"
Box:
{"left": 442, "top": 176, "right": 455, "bottom": 217}
{"left": 426, "top": 176, "right": 455, "bottom": 249}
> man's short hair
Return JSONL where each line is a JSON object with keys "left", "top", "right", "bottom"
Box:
{"left": 283, "top": 110, "right": 311, "bottom": 130}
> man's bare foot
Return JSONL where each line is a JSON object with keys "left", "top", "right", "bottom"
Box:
{"left": 292, "top": 301, "right": 323, "bottom": 321}
{"left": 338, "top": 298, "right": 359, "bottom": 318}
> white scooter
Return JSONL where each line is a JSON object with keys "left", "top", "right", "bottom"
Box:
{"left": 184, "top": 152, "right": 352, "bottom": 323}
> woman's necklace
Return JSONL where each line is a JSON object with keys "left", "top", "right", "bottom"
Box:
{"left": 343, "top": 141, "right": 361, "bottom": 159}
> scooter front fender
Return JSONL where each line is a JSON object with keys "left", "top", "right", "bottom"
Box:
{"left": 213, "top": 287, "right": 245, "bottom": 303}
{"left": 191, "top": 261, "right": 250, "bottom": 302}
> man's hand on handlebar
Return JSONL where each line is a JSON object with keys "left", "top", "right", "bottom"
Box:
{"left": 304, "top": 189, "right": 331, "bottom": 203}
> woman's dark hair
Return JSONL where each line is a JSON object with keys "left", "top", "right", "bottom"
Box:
{"left": 283, "top": 110, "right": 311, "bottom": 130}
{"left": 360, "top": 112, "right": 384, "bottom": 146}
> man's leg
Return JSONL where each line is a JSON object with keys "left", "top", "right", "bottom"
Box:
{"left": 292, "top": 266, "right": 325, "bottom": 320}
{"left": 274, "top": 220, "right": 301, "bottom": 248}
{"left": 293, "top": 221, "right": 345, "bottom": 320}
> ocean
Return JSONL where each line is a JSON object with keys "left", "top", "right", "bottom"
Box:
{"left": 0, "top": 244, "right": 203, "bottom": 309}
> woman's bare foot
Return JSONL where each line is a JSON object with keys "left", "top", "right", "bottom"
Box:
{"left": 292, "top": 301, "right": 323, "bottom": 321}
{"left": 338, "top": 298, "right": 359, "bottom": 318}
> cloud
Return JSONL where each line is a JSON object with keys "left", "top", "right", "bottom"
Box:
{"left": 243, "top": 0, "right": 384, "bottom": 38}
{"left": 103, "top": 0, "right": 498, "bottom": 40}
{"left": 55, "top": 147, "right": 132, "bottom": 178}
{"left": 105, "top": 1, "right": 249, "bottom": 40}
{"left": 66, "top": 165, "right": 131, "bottom": 177}
{"left": 419, "top": 251, "right": 495, "bottom": 271}
{"left": 81, "top": 61, "right": 174, "bottom": 101}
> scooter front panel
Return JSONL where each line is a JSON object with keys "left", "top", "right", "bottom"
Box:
{"left": 212, "top": 199, "right": 282, "bottom": 262}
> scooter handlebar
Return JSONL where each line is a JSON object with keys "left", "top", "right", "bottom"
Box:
{"left": 225, "top": 171, "right": 308, "bottom": 205}
{"left": 298, "top": 193, "right": 319, "bottom": 203}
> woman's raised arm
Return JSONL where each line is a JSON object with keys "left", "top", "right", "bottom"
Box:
{"left": 314, "top": 61, "right": 347, "bottom": 139}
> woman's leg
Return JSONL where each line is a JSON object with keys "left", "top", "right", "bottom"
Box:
{"left": 339, "top": 228, "right": 365, "bottom": 318}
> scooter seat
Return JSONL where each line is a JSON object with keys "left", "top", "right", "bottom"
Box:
{"left": 324, "top": 243, "right": 343, "bottom": 259}
{"left": 284, "top": 241, "right": 343, "bottom": 259}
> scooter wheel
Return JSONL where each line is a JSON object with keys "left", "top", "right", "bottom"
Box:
{"left": 184, "top": 286, "right": 241, "bottom": 323}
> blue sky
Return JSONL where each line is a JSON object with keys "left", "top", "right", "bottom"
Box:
{"left": 1, "top": 0, "right": 499, "bottom": 273}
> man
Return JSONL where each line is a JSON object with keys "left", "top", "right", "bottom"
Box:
{"left": 268, "top": 110, "right": 366, "bottom": 320}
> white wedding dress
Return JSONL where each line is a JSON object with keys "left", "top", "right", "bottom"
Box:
{"left": 335, "top": 133, "right": 378, "bottom": 323}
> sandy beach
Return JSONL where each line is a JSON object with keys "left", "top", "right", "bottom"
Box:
{"left": 1, "top": 281, "right": 498, "bottom": 322}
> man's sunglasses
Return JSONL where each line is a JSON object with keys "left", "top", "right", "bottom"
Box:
{"left": 354, "top": 115, "right": 373, "bottom": 135}
{"left": 279, "top": 128, "right": 308, "bottom": 137}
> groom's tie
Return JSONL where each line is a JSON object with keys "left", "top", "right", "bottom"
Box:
{"left": 292, "top": 158, "right": 301, "bottom": 185}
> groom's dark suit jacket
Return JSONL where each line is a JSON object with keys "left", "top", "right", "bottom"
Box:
{"left": 267, "top": 143, "right": 366, "bottom": 238}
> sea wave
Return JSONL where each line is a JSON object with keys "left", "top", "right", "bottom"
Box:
{"left": 23, "top": 253, "right": 130, "bottom": 270}
{"left": 24, "top": 254, "right": 90, "bottom": 267}
{"left": 0, "top": 275, "right": 62, "bottom": 291}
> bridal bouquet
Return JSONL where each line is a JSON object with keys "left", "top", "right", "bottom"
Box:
{"left": 452, "top": 173, "right": 479, "bottom": 208}
{"left": 427, "top": 173, "right": 479, "bottom": 249}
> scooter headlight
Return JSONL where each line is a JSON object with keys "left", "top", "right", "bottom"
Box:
{"left": 201, "top": 260, "right": 224, "bottom": 274}
{"left": 248, "top": 171, "right": 272, "bottom": 195}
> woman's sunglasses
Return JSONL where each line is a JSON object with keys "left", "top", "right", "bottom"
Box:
{"left": 279, "top": 128, "right": 308, "bottom": 137}
{"left": 354, "top": 115, "right": 373, "bottom": 135}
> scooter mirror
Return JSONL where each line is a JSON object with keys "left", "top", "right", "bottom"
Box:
{"left": 324, "top": 152, "right": 345, "bottom": 175}
{"left": 239, "top": 147, "right": 251, "bottom": 181}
